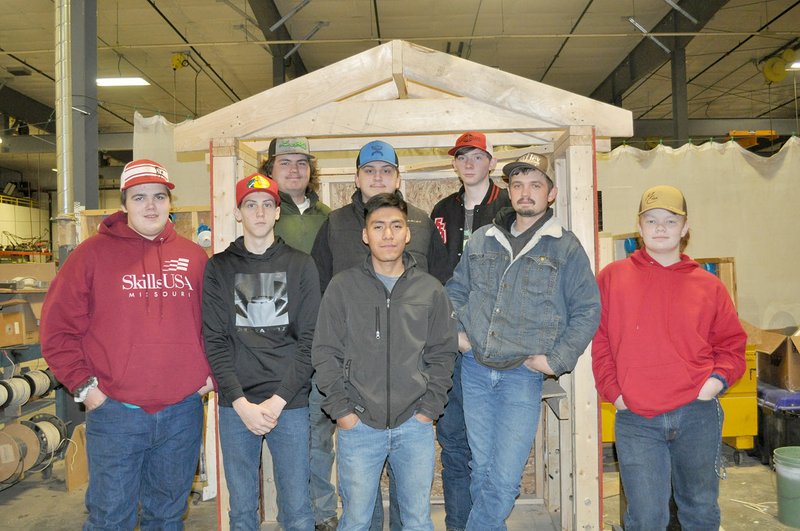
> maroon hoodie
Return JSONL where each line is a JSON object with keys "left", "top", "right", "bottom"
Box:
{"left": 592, "top": 249, "right": 746, "bottom": 418}
{"left": 41, "top": 211, "right": 211, "bottom": 413}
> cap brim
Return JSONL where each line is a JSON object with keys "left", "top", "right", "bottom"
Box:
{"left": 358, "top": 160, "right": 398, "bottom": 169}
{"left": 238, "top": 189, "right": 281, "bottom": 207}
{"left": 272, "top": 151, "right": 316, "bottom": 160}
{"left": 121, "top": 177, "right": 175, "bottom": 190}
{"left": 639, "top": 205, "right": 686, "bottom": 216}
{"left": 448, "top": 144, "right": 492, "bottom": 157}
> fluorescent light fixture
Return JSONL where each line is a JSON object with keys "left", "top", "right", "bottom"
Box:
{"left": 270, "top": 0, "right": 312, "bottom": 32}
{"left": 284, "top": 20, "right": 329, "bottom": 60}
{"left": 788, "top": 60, "right": 800, "bottom": 71}
{"left": 96, "top": 77, "right": 149, "bottom": 87}
{"left": 663, "top": 0, "right": 698, "bottom": 24}
{"left": 627, "top": 16, "right": 671, "bottom": 55}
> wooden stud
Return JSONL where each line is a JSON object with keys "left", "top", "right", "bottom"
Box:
{"left": 392, "top": 40, "right": 408, "bottom": 99}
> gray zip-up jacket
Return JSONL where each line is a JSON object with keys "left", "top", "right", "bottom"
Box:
{"left": 312, "top": 253, "right": 458, "bottom": 429}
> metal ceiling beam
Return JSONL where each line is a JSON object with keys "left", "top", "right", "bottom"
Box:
{"left": 0, "top": 133, "right": 132, "bottom": 153}
{"left": 634, "top": 118, "right": 799, "bottom": 138}
{"left": 0, "top": 86, "right": 56, "bottom": 134}
{"left": 591, "top": 0, "right": 727, "bottom": 106}
{"left": 247, "top": 0, "right": 309, "bottom": 85}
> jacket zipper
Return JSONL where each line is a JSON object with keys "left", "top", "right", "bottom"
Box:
{"left": 385, "top": 296, "right": 391, "bottom": 428}
{"left": 375, "top": 307, "right": 381, "bottom": 339}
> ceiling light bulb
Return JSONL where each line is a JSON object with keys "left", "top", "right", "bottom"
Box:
{"left": 96, "top": 77, "right": 150, "bottom": 87}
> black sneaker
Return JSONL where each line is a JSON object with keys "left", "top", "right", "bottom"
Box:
{"left": 315, "top": 516, "right": 338, "bottom": 531}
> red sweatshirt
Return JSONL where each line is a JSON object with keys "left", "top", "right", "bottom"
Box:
{"left": 592, "top": 249, "right": 746, "bottom": 418}
{"left": 40, "top": 211, "right": 211, "bottom": 413}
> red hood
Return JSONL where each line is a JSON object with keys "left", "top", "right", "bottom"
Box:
{"left": 629, "top": 248, "right": 700, "bottom": 273}
{"left": 98, "top": 210, "right": 177, "bottom": 243}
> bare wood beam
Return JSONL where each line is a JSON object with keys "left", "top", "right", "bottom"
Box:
{"left": 242, "top": 98, "right": 565, "bottom": 139}
{"left": 175, "top": 44, "right": 394, "bottom": 151}
{"left": 399, "top": 41, "right": 633, "bottom": 137}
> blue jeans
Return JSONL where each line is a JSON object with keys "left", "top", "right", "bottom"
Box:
{"left": 369, "top": 462, "right": 401, "bottom": 531}
{"left": 309, "top": 380, "right": 338, "bottom": 524}
{"left": 337, "top": 415, "right": 435, "bottom": 531}
{"left": 615, "top": 398, "right": 724, "bottom": 531}
{"left": 461, "top": 352, "right": 543, "bottom": 531}
{"left": 218, "top": 405, "right": 314, "bottom": 531}
{"left": 435, "top": 354, "right": 472, "bottom": 530}
{"left": 84, "top": 393, "right": 203, "bottom": 531}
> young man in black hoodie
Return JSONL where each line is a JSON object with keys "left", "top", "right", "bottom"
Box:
{"left": 313, "top": 192, "right": 458, "bottom": 531}
{"left": 202, "top": 173, "right": 320, "bottom": 531}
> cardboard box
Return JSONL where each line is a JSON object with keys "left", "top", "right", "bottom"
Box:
{"left": 0, "top": 262, "right": 57, "bottom": 324}
{"left": 0, "top": 299, "right": 38, "bottom": 347}
{"left": 744, "top": 321, "right": 800, "bottom": 391}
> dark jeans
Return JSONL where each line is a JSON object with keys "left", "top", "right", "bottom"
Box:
{"left": 435, "top": 354, "right": 472, "bottom": 531}
{"left": 309, "top": 380, "right": 338, "bottom": 524}
{"left": 84, "top": 394, "right": 203, "bottom": 530}
{"left": 615, "top": 398, "right": 724, "bottom": 531}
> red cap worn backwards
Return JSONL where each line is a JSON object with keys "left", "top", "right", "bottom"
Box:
{"left": 236, "top": 173, "right": 281, "bottom": 207}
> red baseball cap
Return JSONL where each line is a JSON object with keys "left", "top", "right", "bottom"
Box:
{"left": 448, "top": 132, "right": 494, "bottom": 157}
{"left": 236, "top": 173, "right": 281, "bottom": 207}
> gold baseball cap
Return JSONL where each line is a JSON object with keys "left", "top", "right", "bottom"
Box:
{"left": 638, "top": 185, "right": 687, "bottom": 215}
{"left": 502, "top": 152, "right": 550, "bottom": 183}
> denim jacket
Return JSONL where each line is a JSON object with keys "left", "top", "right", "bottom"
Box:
{"left": 445, "top": 214, "right": 600, "bottom": 375}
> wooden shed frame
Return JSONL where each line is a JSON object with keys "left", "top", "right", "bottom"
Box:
{"left": 175, "top": 40, "right": 632, "bottom": 530}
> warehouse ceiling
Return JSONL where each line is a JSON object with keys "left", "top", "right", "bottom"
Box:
{"left": 0, "top": 0, "right": 799, "bottom": 192}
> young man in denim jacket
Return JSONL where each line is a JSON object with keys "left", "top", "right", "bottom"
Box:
{"left": 445, "top": 152, "right": 601, "bottom": 531}
{"left": 430, "top": 131, "right": 510, "bottom": 531}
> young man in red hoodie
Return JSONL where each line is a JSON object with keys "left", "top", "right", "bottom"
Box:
{"left": 592, "top": 185, "right": 746, "bottom": 530}
{"left": 41, "top": 159, "right": 213, "bottom": 529}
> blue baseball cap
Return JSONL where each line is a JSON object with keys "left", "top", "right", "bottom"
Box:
{"left": 356, "top": 140, "right": 398, "bottom": 169}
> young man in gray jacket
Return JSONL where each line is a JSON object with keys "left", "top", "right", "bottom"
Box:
{"left": 313, "top": 193, "right": 458, "bottom": 531}
{"left": 310, "top": 139, "right": 448, "bottom": 530}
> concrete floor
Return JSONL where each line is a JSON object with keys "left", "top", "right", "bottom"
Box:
{"left": 0, "top": 444, "right": 794, "bottom": 530}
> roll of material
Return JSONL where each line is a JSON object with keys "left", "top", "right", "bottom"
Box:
{"left": 23, "top": 370, "right": 53, "bottom": 397}
{"left": 35, "top": 421, "right": 62, "bottom": 454}
{"left": 0, "top": 431, "right": 23, "bottom": 482}
{"left": 2, "top": 422, "right": 41, "bottom": 472}
{"left": 4, "top": 377, "right": 32, "bottom": 408}
{"left": 0, "top": 380, "right": 10, "bottom": 408}
{"left": 29, "top": 413, "right": 68, "bottom": 471}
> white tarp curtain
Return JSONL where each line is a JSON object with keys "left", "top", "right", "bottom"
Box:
{"left": 133, "top": 112, "right": 209, "bottom": 207}
{"left": 597, "top": 137, "right": 800, "bottom": 329}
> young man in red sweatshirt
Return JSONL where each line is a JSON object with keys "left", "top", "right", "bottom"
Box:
{"left": 592, "top": 185, "right": 746, "bottom": 530}
{"left": 40, "top": 159, "right": 213, "bottom": 530}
